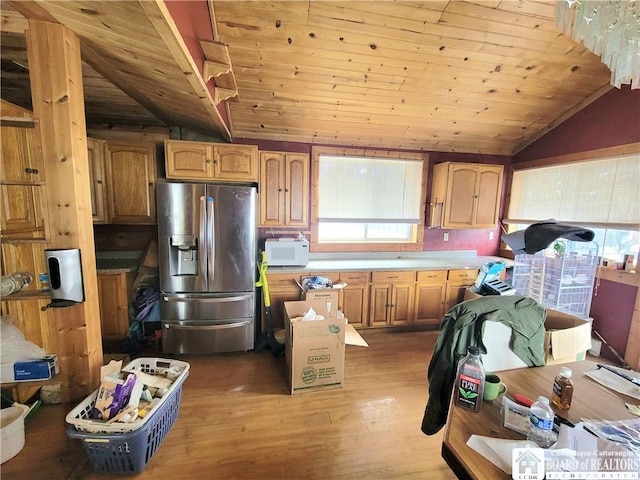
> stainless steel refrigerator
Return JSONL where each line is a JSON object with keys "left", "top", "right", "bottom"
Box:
{"left": 157, "top": 182, "right": 257, "bottom": 354}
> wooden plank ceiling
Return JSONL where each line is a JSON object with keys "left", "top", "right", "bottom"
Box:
{"left": 2, "top": 1, "right": 616, "bottom": 155}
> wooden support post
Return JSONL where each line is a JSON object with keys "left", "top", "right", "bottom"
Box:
{"left": 26, "top": 20, "right": 103, "bottom": 402}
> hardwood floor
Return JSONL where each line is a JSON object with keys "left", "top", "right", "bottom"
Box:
{"left": 1, "top": 330, "right": 456, "bottom": 480}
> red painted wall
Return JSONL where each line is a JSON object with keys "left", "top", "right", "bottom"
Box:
{"left": 513, "top": 86, "right": 640, "bottom": 163}
{"left": 513, "top": 85, "right": 639, "bottom": 362}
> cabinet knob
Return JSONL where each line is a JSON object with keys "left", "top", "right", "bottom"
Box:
{"left": 285, "top": 189, "right": 289, "bottom": 192}
{"left": 25, "top": 167, "right": 38, "bottom": 174}
{"left": 148, "top": 182, "right": 153, "bottom": 187}
{"left": 278, "top": 188, "right": 283, "bottom": 192}
{"left": 96, "top": 180, "right": 103, "bottom": 185}
{"left": 206, "top": 159, "right": 211, "bottom": 163}
{"left": 213, "top": 160, "right": 219, "bottom": 164}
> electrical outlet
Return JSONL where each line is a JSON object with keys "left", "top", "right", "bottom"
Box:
{"left": 489, "top": 231, "right": 494, "bottom": 240}
{"left": 443, "top": 233, "right": 449, "bottom": 242}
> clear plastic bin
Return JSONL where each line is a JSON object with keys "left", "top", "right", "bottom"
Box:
{"left": 512, "top": 240, "right": 598, "bottom": 318}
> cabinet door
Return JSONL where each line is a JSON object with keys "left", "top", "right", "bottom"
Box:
{"left": 473, "top": 165, "right": 503, "bottom": 228}
{"left": 165, "top": 140, "right": 214, "bottom": 179}
{"left": 88, "top": 138, "right": 108, "bottom": 223}
{"left": 390, "top": 282, "right": 415, "bottom": 326}
{"left": 414, "top": 270, "right": 447, "bottom": 326}
{"left": 341, "top": 284, "right": 368, "bottom": 328}
{"left": 339, "top": 271, "right": 370, "bottom": 328}
{"left": 259, "top": 152, "right": 285, "bottom": 226}
{"left": 0, "top": 126, "right": 43, "bottom": 183}
{"left": 97, "top": 273, "right": 130, "bottom": 340}
{"left": 445, "top": 164, "right": 477, "bottom": 228}
{"left": 0, "top": 184, "right": 47, "bottom": 240}
{"left": 415, "top": 283, "right": 446, "bottom": 326}
{"left": 369, "top": 284, "right": 391, "bottom": 327}
{"left": 213, "top": 144, "right": 258, "bottom": 182}
{"left": 284, "top": 153, "right": 309, "bottom": 226}
{"left": 268, "top": 288, "right": 301, "bottom": 331}
{"left": 105, "top": 142, "right": 157, "bottom": 224}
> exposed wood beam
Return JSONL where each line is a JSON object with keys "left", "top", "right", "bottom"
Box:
{"left": 26, "top": 19, "right": 102, "bottom": 402}
{"left": 139, "top": 0, "right": 231, "bottom": 140}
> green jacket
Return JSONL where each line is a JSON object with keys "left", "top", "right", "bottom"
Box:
{"left": 420, "top": 295, "right": 546, "bottom": 435}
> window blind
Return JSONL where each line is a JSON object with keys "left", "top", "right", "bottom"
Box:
{"left": 508, "top": 154, "right": 640, "bottom": 226}
{"left": 318, "top": 156, "right": 423, "bottom": 223}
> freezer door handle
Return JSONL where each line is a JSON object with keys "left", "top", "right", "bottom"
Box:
{"left": 207, "top": 195, "right": 215, "bottom": 285}
{"left": 164, "top": 320, "right": 251, "bottom": 330}
{"left": 199, "top": 195, "right": 207, "bottom": 284}
{"left": 163, "top": 294, "right": 253, "bottom": 303}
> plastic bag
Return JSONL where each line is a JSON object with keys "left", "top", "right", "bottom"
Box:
{"left": 0, "top": 316, "right": 46, "bottom": 363}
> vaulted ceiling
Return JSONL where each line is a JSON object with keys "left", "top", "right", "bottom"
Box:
{"left": 1, "top": 1, "right": 616, "bottom": 155}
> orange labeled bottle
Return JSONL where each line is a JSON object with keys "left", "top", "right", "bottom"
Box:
{"left": 551, "top": 366, "right": 574, "bottom": 410}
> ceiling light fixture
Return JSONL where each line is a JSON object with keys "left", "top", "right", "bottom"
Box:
{"left": 556, "top": 0, "right": 640, "bottom": 89}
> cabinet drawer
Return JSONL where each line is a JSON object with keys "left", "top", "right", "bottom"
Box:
{"left": 448, "top": 269, "right": 479, "bottom": 283}
{"left": 371, "top": 271, "right": 415, "bottom": 283}
{"left": 339, "top": 271, "right": 370, "bottom": 284}
{"left": 416, "top": 270, "right": 447, "bottom": 282}
{"left": 267, "top": 274, "right": 302, "bottom": 288}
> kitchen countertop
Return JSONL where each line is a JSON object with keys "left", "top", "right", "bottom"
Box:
{"left": 266, "top": 250, "right": 512, "bottom": 274}
{"left": 95, "top": 251, "right": 142, "bottom": 274}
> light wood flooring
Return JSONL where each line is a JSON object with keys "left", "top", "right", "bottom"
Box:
{"left": 1, "top": 330, "right": 456, "bottom": 480}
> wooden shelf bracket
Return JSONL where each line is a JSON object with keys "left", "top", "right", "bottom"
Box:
{"left": 200, "top": 40, "right": 238, "bottom": 104}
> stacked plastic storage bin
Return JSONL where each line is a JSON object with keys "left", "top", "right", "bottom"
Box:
{"left": 66, "top": 358, "right": 189, "bottom": 475}
{"left": 511, "top": 240, "right": 598, "bottom": 319}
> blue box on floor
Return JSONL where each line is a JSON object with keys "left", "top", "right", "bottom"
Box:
{"left": 13, "top": 354, "right": 59, "bottom": 381}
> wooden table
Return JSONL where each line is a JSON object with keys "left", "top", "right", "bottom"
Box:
{"left": 442, "top": 360, "right": 638, "bottom": 480}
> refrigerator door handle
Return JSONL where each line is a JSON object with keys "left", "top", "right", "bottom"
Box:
{"left": 199, "top": 195, "right": 207, "bottom": 284}
{"left": 163, "top": 294, "right": 253, "bottom": 303}
{"left": 207, "top": 195, "right": 215, "bottom": 286}
{"left": 164, "top": 320, "right": 251, "bottom": 330}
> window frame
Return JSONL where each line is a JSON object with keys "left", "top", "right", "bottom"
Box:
{"left": 310, "top": 146, "right": 429, "bottom": 252}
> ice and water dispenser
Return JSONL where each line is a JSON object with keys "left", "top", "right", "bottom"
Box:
{"left": 168, "top": 235, "right": 199, "bottom": 276}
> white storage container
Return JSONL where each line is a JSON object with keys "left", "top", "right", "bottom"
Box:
{"left": 1, "top": 403, "right": 29, "bottom": 464}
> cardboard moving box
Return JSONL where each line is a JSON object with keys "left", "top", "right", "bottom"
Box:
{"left": 284, "top": 300, "right": 346, "bottom": 394}
{"left": 461, "top": 288, "right": 592, "bottom": 369}
{"left": 302, "top": 289, "right": 340, "bottom": 319}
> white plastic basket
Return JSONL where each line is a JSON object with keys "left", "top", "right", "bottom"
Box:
{"left": 65, "top": 357, "right": 189, "bottom": 434}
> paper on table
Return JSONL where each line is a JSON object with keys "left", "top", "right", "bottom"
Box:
{"left": 466, "top": 435, "right": 530, "bottom": 474}
{"left": 585, "top": 367, "right": 640, "bottom": 400}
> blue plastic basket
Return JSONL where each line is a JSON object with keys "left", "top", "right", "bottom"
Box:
{"left": 66, "top": 359, "right": 188, "bottom": 475}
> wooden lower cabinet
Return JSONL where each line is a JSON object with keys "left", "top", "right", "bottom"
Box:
{"left": 264, "top": 267, "right": 477, "bottom": 332}
{"left": 264, "top": 273, "right": 301, "bottom": 331}
{"left": 445, "top": 269, "right": 479, "bottom": 311}
{"left": 338, "top": 271, "right": 369, "bottom": 328}
{"left": 414, "top": 270, "right": 448, "bottom": 327}
{"left": 97, "top": 271, "right": 135, "bottom": 340}
{"left": 369, "top": 271, "right": 416, "bottom": 327}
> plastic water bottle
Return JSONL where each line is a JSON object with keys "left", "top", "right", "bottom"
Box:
{"left": 527, "top": 395, "right": 556, "bottom": 448}
{"left": 454, "top": 345, "right": 485, "bottom": 413}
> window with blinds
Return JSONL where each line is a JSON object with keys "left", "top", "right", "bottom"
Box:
{"left": 316, "top": 154, "right": 426, "bottom": 243}
{"left": 506, "top": 153, "right": 639, "bottom": 267}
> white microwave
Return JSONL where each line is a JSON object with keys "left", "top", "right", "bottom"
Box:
{"left": 265, "top": 238, "right": 309, "bottom": 266}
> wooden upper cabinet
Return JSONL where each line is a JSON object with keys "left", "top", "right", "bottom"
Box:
{"left": 165, "top": 140, "right": 214, "bottom": 179}
{"left": 430, "top": 162, "right": 503, "bottom": 229}
{"left": 0, "top": 126, "right": 43, "bottom": 184}
{"left": 87, "top": 138, "right": 108, "bottom": 223}
{"left": 105, "top": 142, "right": 157, "bottom": 224}
{"left": 0, "top": 100, "right": 42, "bottom": 184}
{"left": 213, "top": 144, "right": 258, "bottom": 182}
{"left": 0, "top": 184, "right": 47, "bottom": 240}
{"left": 165, "top": 140, "right": 258, "bottom": 182}
{"left": 259, "top": 151, "right": 309, "bottom": 227}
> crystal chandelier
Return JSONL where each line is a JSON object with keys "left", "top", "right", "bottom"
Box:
{"left": 556, "top": 0, "right": 640, "bottom": 89}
